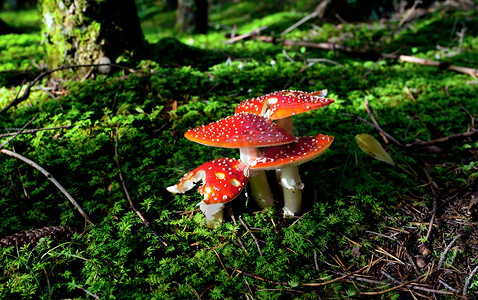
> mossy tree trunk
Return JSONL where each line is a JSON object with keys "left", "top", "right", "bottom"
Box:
{"left": 40, "top": 0, "right": 145, "bottom": 78}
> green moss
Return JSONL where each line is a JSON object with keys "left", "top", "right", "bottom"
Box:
{"left": 1, "top": 2, "right": 478, "bottom": 298}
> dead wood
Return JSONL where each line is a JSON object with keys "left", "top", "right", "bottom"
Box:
{"left": 249, "top": 36, "right": 478, "bottom": 77}
{"left": 0, "top": 63, "right": 135, "bottom": 116}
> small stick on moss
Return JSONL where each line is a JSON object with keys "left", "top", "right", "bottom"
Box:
{"left": 224, "top": 25, "right": 268, "bottom": 44}
{"left": 299, "top": 266, "right": 369, "bottom": 287}
{"left": 438, "top": 233, "right": 462, "bottom": 268}
{"left": 438, "top": 279, "right": 458, "bottom": 293}
{"left": 114, "top": 125, "right": 167, "bottom": 247}
{"left": 239, "top": 215, "right": 262, "bottom": 256}
{"left": 227, "top": 267, "right": 288, "bottom": 285}
{"left": 253, "top": 36, "right": 478, "bottom": 78}
{"left": 341, "top": 113, "right": 403, "bottom": 147}
{"left": 334, "top": 271, "right": 459, "bottom": 296}
{"left": 405, "top": 129, "right": 478, "bottom": 148}
{"left": 0, "top": 115, "right": 37, "bottom": 148}
{"left": 463, "top": 264, "right": 478, "bottom": 296}
{"left": 364, "top": 99, "right": 386, "bottom": 144}
{"left": 423, "top": 166, "right": 439, "bottom": 242}
{"left": 358, "top": 277, "right": 423, "bottom": 296}
{"left": 363, "top": 99, "right": 404, "bottom": 146}
{"left": 0, "top": 126, "right": 72, "bottom": 138}
{"left": 0, "top": 149, "right": 93, "bottom": 225}
{"left": 0, "top": 63, "right": 135, "bottom": 116}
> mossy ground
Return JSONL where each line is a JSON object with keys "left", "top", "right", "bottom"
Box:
{"left": 1, "top": 1, "right": 478, "bottom": 299}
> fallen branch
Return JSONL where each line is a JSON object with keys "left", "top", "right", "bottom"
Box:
{"left": 114, "top": 125, "right": 168, "bottom": 247}
{"left": 463, "top": 264, "right": 478, "bottom": 296}
{"left": 0, "top": 125, "right": 72, "bottom": 138}
{"left": 252, "top": 36, "right": 478, "bottom": 77}
{"left": 0, "top": 115, "right": 37, "bottom": 148}
{"left": 0, "top": 63, "right": 135, "bottom": 116}
{"left": 0, "top": 149, "right": 93, "bottom": 225}
{"left": 341, "top": 112, "right": 403, "bottom": 147}
{"left": 438, "top": 233, "right": 462, "bottom": 268}
{"left": 224, "top": 26, "right": 268, "bottom": 45}
{"left": 405, "top": 129, "right": 478, "bottom": 148}
{"left": 364, "top": 99, "right": 403, "bottom": 146}
{"left": 343, "top": 112, "right": 478, "bottom": 149}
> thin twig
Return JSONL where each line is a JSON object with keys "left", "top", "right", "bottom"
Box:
{"left": 438, "top": 278, "right": 458, "bottom": 293}
{"left": 398, "top": 0, "right": 422, "bottom": 27}
{"left": 364, "top": 98, "right": 389, "bottom": 144}
{"left": 359, "top": 277, "right": 423, "bottom": 296}
{"left": 0, "top": 115, "right": 37, "bottom": 148}
{"left": 423, "top": 166, "right": 439, "bottom": 242}
{"left": 224, "top": 26, "right": 268, "bottom": 44}
{"left": 253, "top": 36, "right": 478, "bottom": 77}
{"left": 228, "top": 267, "right": 288, "bottom": 285}
{"left": 281, "top": 10, "right": 319, "bottom": 36}
{"left": 114, "top": 124, "right": 167, "bottom": 247}
{"left": 341, "top": 112, "right": 404, "bottom": 147}
{"left": 0, "top": 149, "right": 93, "bottom": 225}
{"left": 0, "top": 63, "right": 135, "bottom": 116}
{"left": 405, "top": 129, "right": 478, "bottom": 148}
{"left": 463, "top": 264, "right": 478, "bottom": 296}
{"left": 438, "top": 234, "right": 462, "bottom": 268}
{"left": 334, "top": 271, "right": 461, "bottom": 296}
{"left": 239, "top": 215, "right": 262, "bottom": 256}
{"left": 0, "top": 126, "right": 72, "bottom": 138}
{"left": 299, "top": 266, "right": 369, "bottom": 287}
{"left": 380, "top": 270, "right": 402, "bottom": 284}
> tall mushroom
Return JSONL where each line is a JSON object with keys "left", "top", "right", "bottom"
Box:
{"left": 184, "top": 112, "right": 296, "bottom": 209}
{"left": 167, "top": 158, "right": 248, "bottom": 228}
{"left": 235, "top": 90, "right": 334, "bottom": 216}
{"left": 250, "top": 133, "right": 334, "bottom": 216}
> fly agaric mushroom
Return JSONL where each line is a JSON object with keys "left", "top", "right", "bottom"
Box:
{"left": 166, "top": 158, "right": 248, "bottom": 228}
{"left": 184, "top": 112, "right": 296, "bottom": 209}
{"left": 250, "top": 133, "right": 334, "bottom": 216}
{"left": 235, "top": 90, "right": 334, "bottom": 216}
{"left": 235, "top": 90, "right": 333, "bottom": 133}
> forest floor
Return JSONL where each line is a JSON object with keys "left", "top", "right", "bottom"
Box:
{"left": 1, "top": 1, "right": 478, "bottom": 299}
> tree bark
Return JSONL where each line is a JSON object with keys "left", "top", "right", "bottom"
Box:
{"left": 40, "top": 0, "right": 145, "bottom": 78}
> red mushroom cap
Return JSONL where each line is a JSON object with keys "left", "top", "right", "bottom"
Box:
{"left": 166, "top": 158, "right": 248, "bottom": 205}
{"left": 249, "top": 133, "right": 334, "bottom": 170}
{"left": 235, "top": 90, "right": 334, "bottom": 120}
{"left": 184, "top": 112, "right": 296, "bottom": 148}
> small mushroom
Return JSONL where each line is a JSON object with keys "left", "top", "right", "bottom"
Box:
{"left": 235, "top": 90, "right": 334, "bottom": 216}
{"left": 184, "top": 112, "right": 296, "bottom": 208}
{"left": 167, "top": 158, "right": 248, "bottom": 228}
{"left": 250, "top": 133, "right": 334, "bottom": 216}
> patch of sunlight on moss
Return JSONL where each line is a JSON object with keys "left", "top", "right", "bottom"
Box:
{"left": 0, "top": 9, "right": 41, "bottom": 32}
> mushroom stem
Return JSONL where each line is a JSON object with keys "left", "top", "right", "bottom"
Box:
{"left": 240, "top": 147, "right": 275, "bottom": 208}
{"left": 199, "top": 202, "right": 224, "bottom": 228}
{"left": 280, "top": 165, "right": 304, "bottom": 216}
{"left": 275, "top": 116, "right": 304, "bottom": 216}
{"left": 248, "top": 171, "right": 275, "bottom": 208}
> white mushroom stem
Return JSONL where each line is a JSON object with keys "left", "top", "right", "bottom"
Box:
{"left": 199, "top": 202, "right": 225, "bottom": 229}
{"left": 240, "top": 147, "right": 275, "bottom": 208}
{"left": 276, "top": 116, "right": 303, "bottom": 216}
{"left": 280, "top": 165, "right": 304, "bottom": 217}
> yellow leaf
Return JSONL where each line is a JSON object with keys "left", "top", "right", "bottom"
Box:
{"left": 355, "top": 133, "right": 395, "bottom": 166}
